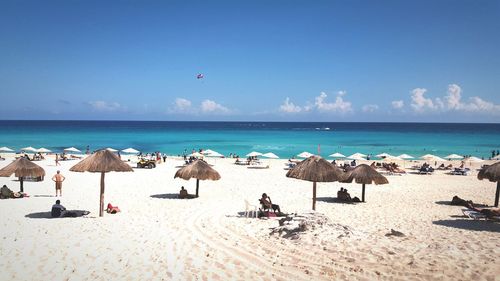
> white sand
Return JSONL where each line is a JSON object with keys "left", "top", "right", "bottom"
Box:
{"left": 0, "top": 156, "right": 499, "bottom": 281}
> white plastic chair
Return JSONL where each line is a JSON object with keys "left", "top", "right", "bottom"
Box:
{"left": 244, "top": 199, "right": 258, "bottom": 218}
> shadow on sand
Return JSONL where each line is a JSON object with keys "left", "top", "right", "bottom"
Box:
{"left": 316, "top": 197, "right": 361, "bottom": 204}
{"left": 434, "top": 200, "right": 489, "bottom": 207}
{"left": 150, "top": 193, "right": 197, "bottom": 200}
{"left": 25, "top": 210, "right": 91, "bottom": 219}
{"left": 433, "top": 219, "right": 500, "bottom": 233}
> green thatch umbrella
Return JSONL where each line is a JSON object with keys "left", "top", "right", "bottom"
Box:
{"left": 174, "top": 160, "right": 221, "bottom": 197}
{"left": 70, "top": 150, "right": 133, "bottom": 216}
{"left": 286, "top": 156, "right": 345, "bottom": 210}
{"left": 0, "top": 157, "right": 45, "bottom": 192}
{"left": 477, "top": 162, "right": 500, "bottom": 207}
{"left": 341, "top": 164, "right": 388, "bottom": 202}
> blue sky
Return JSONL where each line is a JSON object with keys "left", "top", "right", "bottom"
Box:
{"left": 0, "top": 0, "right": 499, "bottom": 122}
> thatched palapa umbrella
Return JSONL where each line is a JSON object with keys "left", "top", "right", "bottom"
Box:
{"left": 70, "top": 149, "right": 133, "bottom": 217}
{"left": 477, "top": 162, "right": 500, "bottom": 207}
{"left": 174, "top": 159, "right": 221, "bottom": 197}
{"left": 0, "top": 157, "right": 45, "bottom": 192}
{"left": 341, "top": 164, "right": 388, "bottom": 202}
{"left": 286, "top": 156, "right": 345, "bottom": 210}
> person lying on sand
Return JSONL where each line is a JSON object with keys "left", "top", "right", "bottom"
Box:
{"left": 466, "top": 203, "right": 500, "bottom": 218}
{"left": 106, "top": 203, "right": 121, "bottom": 214}
{"left": 260, "top": 193, "right": 281, "bottom": 213}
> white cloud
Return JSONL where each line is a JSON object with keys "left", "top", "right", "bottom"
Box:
{"left": 391, "top": 100, "right": 404, "bottom": 109}
{"left": 314, "top": 91, "right": 353, "bottom": 114}
{"left": 88, "top": 101, "right": 124, "bottom": 112}
{"left": 410, "top": 88, "right": 441, "bottom": 112}
{"left": 175, "top": 98, "right": 192, "bottom": 112}
{"left": 279, "top": 97, "right": 302, "bottom": 113}
{"left": 409, "top": 84, "right": 500, "bottom": 115}
{"left": 200, "top": 99, "right": 230, "bottom": 114}
{"left": 362, "top": 104, "right": 379, "bottom": 113}
{"left": 444, "top": 84, "right": 462, "bottom": 110}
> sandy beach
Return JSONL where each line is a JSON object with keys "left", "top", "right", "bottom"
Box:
{"left": 0, "top": 155, "right": 499, "bottom": 281}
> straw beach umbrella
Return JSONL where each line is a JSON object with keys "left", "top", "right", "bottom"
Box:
{"left": 478, "top": 162, "right": 500, "bottom": 207}
{"left": 286, "top": 156, "right": 345, "bottom": 210}
{"left": 174, "top": 159, "right": 221, "bottom": 198}
{"left": 0, "top": 157, "right": 45, "bottom": 192}
{"left": 70, "top": 150, "right": 133, "bottom": 217}
{"left": 341, "top": 164, "right": 388, "bottom": 202}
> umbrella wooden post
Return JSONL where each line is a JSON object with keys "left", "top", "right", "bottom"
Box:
{"left": 100, "top": 172, "right": 105, "bottom": 217}
{"left": 312, "top": 181, "right": 317, "bottom": 210}
{"left": 361, "top": 183, "right": 366, "bottom": 202}
{"left": 495, "top": 181, "right": 499, "bottom": 207}
{"left": 195, "top": 179, "right": 200, "bottom": 197}
{"left": 20, "top": 177, "right": 24, "bottom": 193}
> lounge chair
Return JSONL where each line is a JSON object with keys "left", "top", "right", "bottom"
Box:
{"left": 462, "top": 209, "right": 487, "bottom": 220}
{"left": 244, "top": 200, "right": 258, "bottom": 218}
{"left": 462, "top": 209, "right": 500, "bottom": 221}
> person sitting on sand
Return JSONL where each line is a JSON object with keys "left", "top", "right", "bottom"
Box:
{"left": 51, "top": 199, "right": 67, "bottom": 218}
{"left": 338, "top": 188, "right": 352, "bottom": 201}
{"left": 260, "top": 193, "right": 281, "bottom": 213}
{"left": 0, "top": 185, "right": 24, "bottom": 199}
{"left": 179, "top": 186, "right": 188, "bottom": 199}
{"left": 106, "top": 203, "right": 121, "bottom": 214}
{"left": 466, "top": 203, "right": 500, "bottom": 218}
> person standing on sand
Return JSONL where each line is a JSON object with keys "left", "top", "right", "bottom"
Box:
{"left": 55, "top": 153, "right": 61, "bottom": 166}
{"left": 52, "top": 170, "right": 65, "bottom": 196}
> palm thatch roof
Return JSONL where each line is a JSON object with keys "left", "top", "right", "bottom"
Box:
{"left": 0, "top": 157, "right": 45, "bottom": 178}
{"left": 341, "top": 164, "right": 388, "bottom": 185}
{"left": 286, "top": 156, "right": 345, "bottom": 182}
{"left": 174, "top": 160, "right": 221, "bottom": 181}
{"left": 70, "top": 149, "right": 133, "bottom": 173}
{"left": 477, "top": 162, "right": 500, "bottom": 182}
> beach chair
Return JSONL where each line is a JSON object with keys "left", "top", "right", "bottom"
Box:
{"left": 462, "top": 209, "right": 487, "bottom": 220}
{"left": 244, "top": 200, "right": 258, "bottom": 218}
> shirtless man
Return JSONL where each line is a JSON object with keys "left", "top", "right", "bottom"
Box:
{"left": 52, "top": 170, "right": 65, "bottom": 196}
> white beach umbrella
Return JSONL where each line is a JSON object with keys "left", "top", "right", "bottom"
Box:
{"left": 189, "top": 152, "right": 204, "bottom": 158}
{"left": 398, "top": 154, "right": 414, "bottom": 159}
{"left": 466, "top": 156, "right": 484, "bottom": 162}
{"left": 421, "top": 154, "right": 445, "bottom": 162}
{"left": 64, "top": 147, "right": 81, "bottom": 153}
{"left": 202, "top": 149, "right": 217, "bottom": 155}
{"left": 106, "top": 148, "right": 118, "bottom": 152}
{"left": 347, "top": 153, "right": 367, "bottom": 160}
{"left": 206, "top": 151, "right": 223, "bottom": 157}
{"left": 376, "top": 153, "right": 392, "bottom": 158}
{"left": 445, "top": 154, "right": 464, "bottom": 160}
{"left": 0, "top": 147, "right": 14, "bottom": 152}
{"left": 329, "top": 152, "right": 346, "bottom": 158}
{"left": 297, "top": 151, "right": 314, "bottom": 158}
{"left": 382, "top": 155, "right": 402, "bottom": 162}
{"left": 21, "top": 146, "right": 38, "bottom": 152}
{"left": 262, "top": 152, "right": 279, "bottom": 159}
{"left": 37, "top": 148, "right": 52, "bottom": 153}
{"left": 121, "top": 148, "right": 140, "bottom": 154}
{"left": 246, "top": 151, "right": 263, "bottom": 157}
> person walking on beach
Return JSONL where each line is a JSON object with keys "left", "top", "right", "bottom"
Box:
{"left": 55, "top": 153, "right": 61, "bottom": 166}
{"left": 52, "top": 170, "right": 65, "bottom": 196}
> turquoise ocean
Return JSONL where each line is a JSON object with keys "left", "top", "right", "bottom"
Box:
{"left": 0, "top": 121, "right": 499, "bottom": 159}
